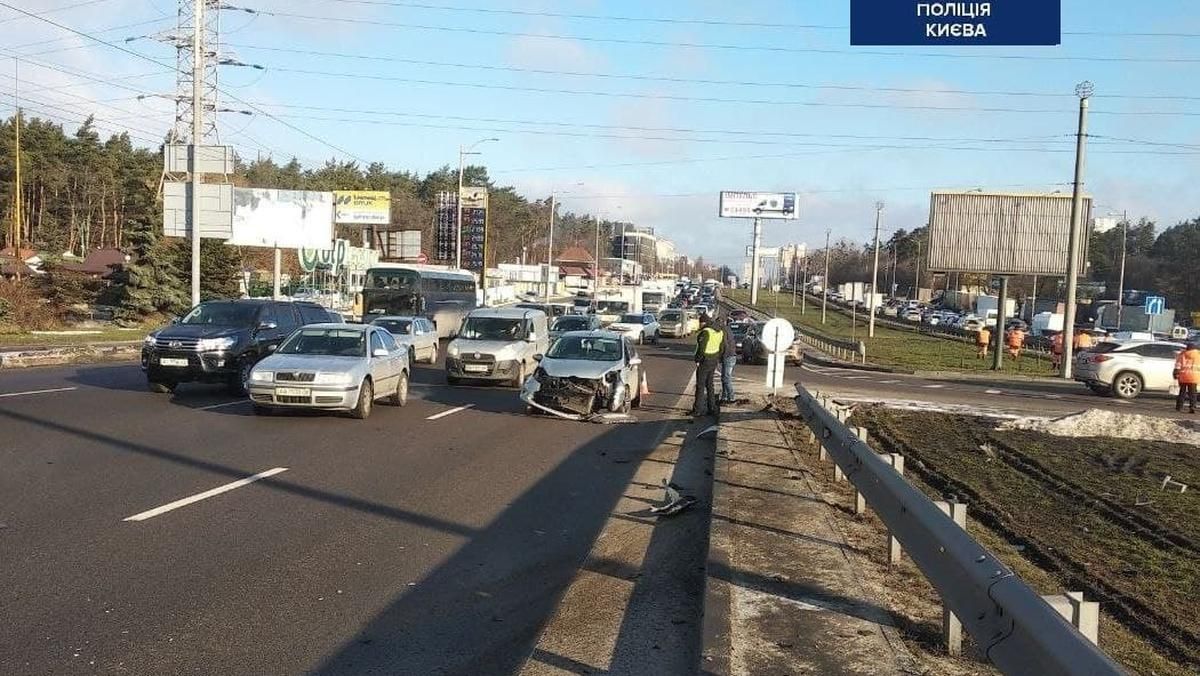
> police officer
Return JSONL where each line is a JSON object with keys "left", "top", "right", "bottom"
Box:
{"left": 692, "top": 313, "right": 724, "bottom": 419}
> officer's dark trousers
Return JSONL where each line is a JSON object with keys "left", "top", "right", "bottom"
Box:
{"left": 1177, "top": 383, "right": 1197, "bottom": 412}
{"left": 693, "top": 358, "right": 720, "bottom": 417}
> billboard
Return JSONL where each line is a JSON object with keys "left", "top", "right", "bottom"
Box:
{"left": 162, "top": 181, "right": 233, "bottom": 240}
{"left": 926, "top": 191, "right": 1092, "bottom": 276}
{"left": 334, "top": 191, "right": 390, "bottom": 225}
{"left": 381, "top": 230, "right": 422, "bottom": 260}
{"left": 851, "top": 0, "right": 1061, "bottom": 47}
{"left": 434, "top": 191, "right": 457, "bottom": 261}
{"left": 298, "top": 239, "right": 380, "bottom": 274}
{"left": 228, "top": 188, "right": 333, "bottom": 250}
{"left": 719, "top": 191, "right": 798, "bottom": 220}
{"left": 460, "top": 187, "right": 489, "bottom": 274}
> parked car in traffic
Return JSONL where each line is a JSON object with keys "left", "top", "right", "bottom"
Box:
{"left": 657, "top": 309, "right": 692, "bottom": 338}
{"left": 520, "top": 331, "right": 643, "bottom": 418}
{"left": 370, "top": 315, "right": 440, "bottom": 364}
{"left": 550, "top": 313, "right": 601, "bottom": 341}
{"left": 446, "top": 307, "right": 550, "bottom": 387}
{"left": 739, "top": 321, "right": 802, "bottom": 365}
{"left": 607, "top": 312, "right": 661, "bottom": 344}
{"left": 1073, "top": 340, "right": 1182, "bottom": 399}
{"left": 247, "top": 323, "right": 410, "bottom": 419}
{"left": 142, "top": 298, "right": 335, "bottom": 395}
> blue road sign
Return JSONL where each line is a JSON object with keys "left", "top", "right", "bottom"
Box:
{"left": 851, "top": 0, "right": 1061, "bottom": 46}
{"left": 1145, "top": 296, "right": 1166, "bottom": 316}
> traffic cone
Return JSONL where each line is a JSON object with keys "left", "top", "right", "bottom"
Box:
{"left": 640, "top": 371, "right": 651, "bottom": 397}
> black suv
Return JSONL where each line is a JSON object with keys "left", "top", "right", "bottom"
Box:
{"left": 141, "top": 299, "right": 339, "bottom": 394}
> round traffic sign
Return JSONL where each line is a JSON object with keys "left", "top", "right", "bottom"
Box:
{"left": 761, "top": 318, "right": 796, "bottom": 353}
{"left": 416, "top": 252, "right": 428, "bottom": 264}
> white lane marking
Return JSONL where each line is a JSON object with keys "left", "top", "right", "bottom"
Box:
{"left": 197, "top": 399, "right": 247, "bottom": 411}
{"left": 843, "top": 376, "right": 870, "bottom": 380}
{"left": 985, "top": 389, "right": 1003, "bottom": 395}
{"left": 1111, "top": 400, "right": 1132, "bottom": 405}
{"left": 877, "top": 380, "right": 901, "bottom": 385}
{"left": 0, "top": 386, "right": 77, "bottom": 399}
{"left": 426, "top": 404, "right": 475, "bottom": 420}
{"left": 1044, "top": 394, "right": 1062, "bottom": 399}
{"left": 922, "top": 384, "right": 946, "bottom": 389}
{"left": 123, "top": 467, "right": 289, "bottom": 522}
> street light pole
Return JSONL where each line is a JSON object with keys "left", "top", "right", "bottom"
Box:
{"left": 544, "top": 192, "right": 555, "bottom": 303}
{"left": 868, "top": 201, "right": 883, "bottom": 338}
{"left": 189, "top": 0, "right": 204, "bottom": 306}
{"left": 822, "top": 229, "right": 830, "bottom": 324}
{"left": 1116, "top": 210, "right": 1128, "bottom": 329}
{"left": 1061, "top": 82, "right": 1093, "bottom": 380}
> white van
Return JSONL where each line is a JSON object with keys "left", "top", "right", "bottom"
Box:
{"left": 446, "top": 307, "right": 550, "bottom": 387}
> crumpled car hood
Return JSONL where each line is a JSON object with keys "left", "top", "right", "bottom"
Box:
{"left": 539, "top": 358, "right": 621, "bottom": 380}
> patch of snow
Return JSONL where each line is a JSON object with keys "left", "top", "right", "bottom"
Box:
{"left": 1000, "top": 409, "right": 1200, "bottom": 446}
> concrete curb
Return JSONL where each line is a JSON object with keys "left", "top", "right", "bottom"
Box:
{"left": 0, "top": 341, "right": 142, "bottom": 368}
{"left": 801, "top": 350, "right": 910, "bottom": 374}
{"left": 914, "top": 369, "right": 1063, "bottom": 383}
{"left": 700, "top": 423, "right": 735, "bottom": 675}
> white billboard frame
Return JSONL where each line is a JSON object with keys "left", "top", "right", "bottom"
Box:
{"left": 228, "top": 188, "right": 334, "bottom": 250}
{"left": 719, "top": 191, "right": 799, "bottom": 220}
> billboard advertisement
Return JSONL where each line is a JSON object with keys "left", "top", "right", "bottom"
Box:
{"left": 926, "top": 191, "right": 1092, "bottom": 276}
{"left": 434, "top": 190, "right": 457, "bottom": 262}
{"left": 719, "top": 191, "right": 798, "bottom": 220}
{"left": 228, "top": 188, "right": 333, "bottom": 249}
{"left": 460, "top": 187, "right": 489, "bottom": 274}
{"left": 334, "top": 191, "right": 391, "bottom": 225}
{"left": 298, "top": 239, "right": 380, "bottom": 275}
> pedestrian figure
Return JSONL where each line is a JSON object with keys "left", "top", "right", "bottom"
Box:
{"left": 976, "top": 326, "right": 991, "bottom": 360}
{"left": 720, "top": 316, "right": 738, "bottom": 404}
{"left": 691, "top": 313, "right": 724, "bottom": 420}
{"left": 1006, "top": 325, "right": 1025, "bottom": 361}
{"left": 1050, "top": 331, "right": 1064, "bottom": 371}
{"left": 1073, "top": 328, "right": 1093, "bottom": 352}
{"left": 1175, "top": 342, "right": 1200, "bottom": 413}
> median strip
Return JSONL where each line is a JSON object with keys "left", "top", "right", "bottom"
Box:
{"left": 426, "top": 404, "right": 475, "bottom": 420}
{"left": 122, "top": 467, "right": 289, "bottom": 522}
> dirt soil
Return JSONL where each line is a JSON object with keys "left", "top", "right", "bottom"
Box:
{"left": 852, "top": 407, "right": 1200, "bottom": 675}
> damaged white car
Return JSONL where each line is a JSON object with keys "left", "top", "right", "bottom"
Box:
{"left": 520, "top": 331, "right": 644, "bottom": 420}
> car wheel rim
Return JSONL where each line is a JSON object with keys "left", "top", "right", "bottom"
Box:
{"left": 398, "top": 376, "right": 408, "bottom": 402}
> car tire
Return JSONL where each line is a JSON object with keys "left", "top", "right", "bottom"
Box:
{"left": 427, "top": 343, "right": 439, "bottom": 364}
{"left": 510, "top": 362, "right": 526, "bottom": 389}
{"left": 637, "top": 333, "right": 644, "bottom": 345}
{"left": 1111, "top": 372, "right": 1143, "bottom": 400}
{"left": 147, "top": 379, "right": 176, "bottom": 394}
{"left": 230, "top": 358, "right": 254, "bottom": 396}
{"left": 351, "top": 378, "right": 373, "bottom": 419}
{"left": 447, "top": 374, "right": 461, "bottom": 386}
{"left": 389, "top": 370, "right": 409, "bottom": 407}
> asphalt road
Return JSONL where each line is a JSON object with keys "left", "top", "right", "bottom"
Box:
{"left": 0, "top": 338, "right": 709, "bottom": 676}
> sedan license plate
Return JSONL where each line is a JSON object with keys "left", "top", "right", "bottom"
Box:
{"left": 276, "top": 387, "right": 311, "bottom": 397}
{"left": 464, "top": 364, "right": 489, "bottom": 373}
{"left": 159, "top": 357, "right": 189, "bottom": 367}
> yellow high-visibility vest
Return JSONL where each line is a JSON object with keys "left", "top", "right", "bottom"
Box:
{"left": 700, "top": 327, "right": 723, "bottom": 356}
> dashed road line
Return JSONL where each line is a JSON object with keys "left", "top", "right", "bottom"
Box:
{"left": 985, "top": 389, "right": 1003, "bottom": 395}
{"left": 877, "top": 380, "right": 900, "bottom": 385}
{"left": 0, "top": 386, "right": 78, "bottom": 399}
{"left": 426, "top": 404, "right": 475, "bottom": 420}
{"left": 922, "top": 384, "right": 946, "bottom": 389}
{"left": 123, "top": 467, "right": 289, "bottom": 522}
{"left": 197, "top": 399, "right": 247, "bottom": 411}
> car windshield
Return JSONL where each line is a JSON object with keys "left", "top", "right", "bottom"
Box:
{"left": 460, "top": 317, "right": 526, "bottom": 340}
{"left": 180, "top": 302, "right": 260, "bottom": 327}
{"left": 730, "top": 323, "right": 753, "bottom": 338}
{"left": 552, "top": 317, "right": 590, "bottom": 332}
{"left": 660, "top": 311, "right": 682, "bottom": 321}
{"left": 547, "top": 336, "right": 623, "bottom": 361}
{"left": 365, "top": 268, "right": 419, "bottom": 290}
{"left": 373, "top": 319, "right": 412, "bottom": 334}
{"left": 596, "top": 301, "right": 629, "bottom": 313}
{"left": 278, "top": 328, "right": 366, "bottom": 357}
{"left": 619, "top": 314, "right": 644, "bottom": 324}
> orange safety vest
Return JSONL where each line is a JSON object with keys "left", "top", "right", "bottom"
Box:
{"left": 1006, "top": 330, "right": 1025, "bottom": 348}
{"left": 1176, "top": 349, "right": 1200, "bottom": 385}
{"left": 1074, "top": 332, "right": 1093, "bottom": 350}
{"left": 976, "top": 328, "right": 991, "bottom": 346}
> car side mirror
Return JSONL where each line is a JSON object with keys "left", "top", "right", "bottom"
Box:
{"left": 533, "top": 353, "right": 543, "bottom": 361}
{"left": 258, "top": 321, "right": 278, "bottom": 330}
{"left": 629, "top": 357, "right": 642, "bottom": 366}
{"left": 266, "top": 343, "right": 278, "bottom": 352}
{"left": 372, "top": 348, "right": 389, "bottom": 358}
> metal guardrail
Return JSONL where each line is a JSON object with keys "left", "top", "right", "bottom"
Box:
{"left": 793, "top": 384, "right": 1126, "bottom": 676}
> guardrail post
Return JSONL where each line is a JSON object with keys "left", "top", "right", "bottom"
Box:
{"left": 886, "top": 453, "right": 906, "bottom": 564}
{"left": 1042, "top": 592, "right": 1100, "bottom": 645}
{"left": 853, "top": 427, "right": 868, "bottom": 513}
{"left": 830, "top": 408, "right": 848, "bottom": 480}
{"left": 935, "top": 500, "right": 969, "bottom": 656}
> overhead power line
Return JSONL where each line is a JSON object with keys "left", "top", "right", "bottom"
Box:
{"left": 0, "top": 0, "right": 117, "bottom": 25}
{"left": 255, "top": 9, "right": 1200, "bottom": 63}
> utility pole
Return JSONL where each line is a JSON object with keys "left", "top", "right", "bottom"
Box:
{"left": 544, "top": 193, "right": 555, "bottom": 303}
{"left": 822, "top": 229, "right": 830, "bottom": 324}
{"left": 592, "top": 214, "right": 600, "bottom": 305}
{"left": 12, "top": 57, "right": 21, "bottom": 279}
{"left": 189, "top": 0, "right": 204, "bottom": 307}
{"left": 801, "top": 255, "right": 809, "bottom": 315}
{"left": 914, "top": 236, "right": 922, "bottom": 300}
{"left": 868, "top": 201, "right": 883, "bottom": 337}
{"left": 791, "top": 246, "right": 798, "bottom": 307}
{"left": 749, "top": 217, "right": 762, "bottom": 306}
{"left": 1116, "top": 210, "right": 1128, "bottom": 330}
{"left": 1061, "top": 81, "right": 1093, "bottom": 380}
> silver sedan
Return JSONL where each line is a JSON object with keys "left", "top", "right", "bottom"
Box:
{"left": 370, "top": 315, "right": 440, "bottom": 364}
{"left": 247, "top": 324, "right": 410, "bottom": 419}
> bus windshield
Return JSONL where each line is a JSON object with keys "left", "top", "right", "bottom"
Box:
{"left": 366, "top": 269, "right": 420, "bottom": 291}
{"left": 596, "top": 300, "right": 629, "bottom": 314}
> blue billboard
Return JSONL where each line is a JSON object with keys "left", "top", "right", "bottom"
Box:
{"left": 851, "top": 1, "right": 1061, "bottom": 46}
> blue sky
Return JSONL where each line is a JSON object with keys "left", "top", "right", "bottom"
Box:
{"left": 4, "top": 0, "right": 1200, "bottom": 266}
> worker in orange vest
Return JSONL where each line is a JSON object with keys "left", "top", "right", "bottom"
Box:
{"left": 1073, "top": 329, "right": 1093, "bottom": 351}
{"left": 1174, "top": 342, "right": 1200, "bottom": 413}
{"left": 1050, "top": 332, "right": 1064, "bottom": 371}
{"left": 975, "top": 326, "right": 991, "bottom": 359}
{"left": 1006, "top": 326, "right": 1026, "bottom": 360}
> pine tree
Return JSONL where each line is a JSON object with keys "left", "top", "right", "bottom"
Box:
{"left": 108, "top": 218, "right": 188, "bottom": 323}
{"left": 170, "top": 238, "right": 241, "bottom": 301}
